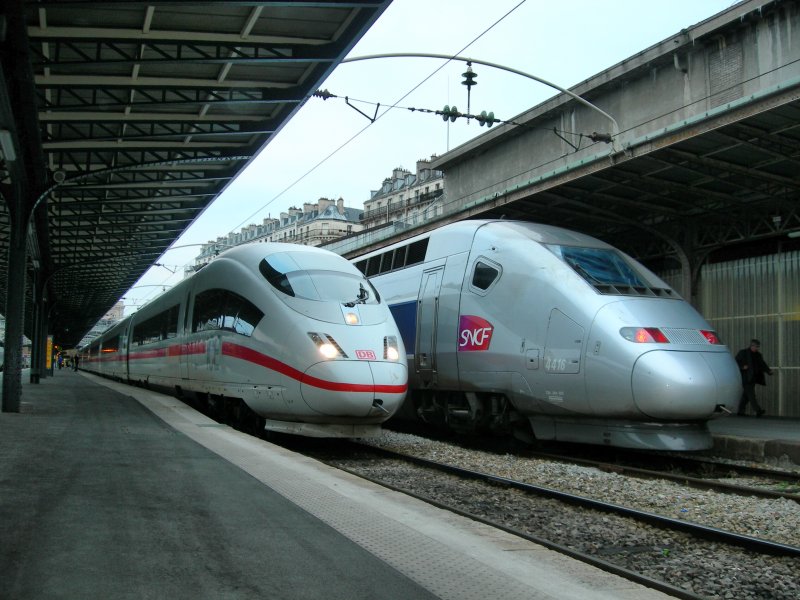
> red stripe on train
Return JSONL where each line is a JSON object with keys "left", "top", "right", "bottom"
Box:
{"left": 221, "top": 342, "right": 407, "bottom": 394}
{"left": 88, "top": 340, "right": 407, "bottom": 394}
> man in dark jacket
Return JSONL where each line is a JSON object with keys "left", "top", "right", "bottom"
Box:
{"left": 735, "top": 339, "right": 772, "bottom": 417}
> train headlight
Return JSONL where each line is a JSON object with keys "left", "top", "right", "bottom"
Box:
{"left": 318, "top": 343, "right": 339, "bottom": 359}
{"left": 341, "top": 305, "right": 361, "bottom": 325}
{"left": 308, "top": 332, "right": 348, "bottom": 359}
{"left": 384, "top": 336, "right": 400, "bottom": 361}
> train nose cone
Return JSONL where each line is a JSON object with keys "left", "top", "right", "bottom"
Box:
{"left": 300, "top": 361, "right": 407, "bottom": 417}
{"left": 632, "top": 350, "right": 740, "bottom": 419}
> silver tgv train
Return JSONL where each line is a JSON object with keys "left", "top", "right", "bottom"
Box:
{"left": 81, "top": 243, "right": 407, "bottom": 437}
{"left": 354, "top": 220, "right": 741, "bottom": 450}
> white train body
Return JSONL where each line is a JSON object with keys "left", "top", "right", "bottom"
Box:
{"left": 354, "top": 220, "right": 741, "bottom": 450}
{"left": 81, "top": 243, "right": 407, "bottom": 437}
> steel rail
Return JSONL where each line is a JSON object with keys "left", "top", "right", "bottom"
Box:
{"left": 327, "top": 459, "right": 706, "bottom": 600}
{"left": 363, "top": 445, "right": 800, "bottom": 558}
{"left": 524, "top": 450, "right": 800, "bottom": 503}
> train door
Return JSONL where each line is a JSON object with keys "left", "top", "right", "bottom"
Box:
{"left": 542, "top": 308, "right": 590, "bottom": 412}
{"left": 123, "top": 321, "right": 132, "bottom": 381}
{"left": 415, "top": 266, "right": 443, "bottom": 385}
{"left": 180, "top": 291, "right": 192, "bottom": 380}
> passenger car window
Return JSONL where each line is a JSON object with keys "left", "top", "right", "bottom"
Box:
{"left": 222, "top": 292, "right": 263, "bottom": 337}
{"left": 193, "top": 289, "right": 263, "bottom": 336}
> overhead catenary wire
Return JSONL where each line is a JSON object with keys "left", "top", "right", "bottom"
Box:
{"left": 227, "top": 0, "right": 529, "bottom": 233}
{"left": 119, "top": 1, "right": 532, "bottom": 317}
{"left": 314, "top": 92, "right": 609, "bottom": 150}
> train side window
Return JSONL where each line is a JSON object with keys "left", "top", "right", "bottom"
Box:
{"left": 219, "top": 291, "right": 263, "bottom": 337}
{"left": 365, "top": 255, "right": 380, "bottom": 276}
{"left": 357, "top": 238, "right": 427, "bottom": 278}
{"left": 193, "top": 289, "right": 263, "bottom": 336}
{"left": 379, "top": 251, "right": 394, "bottom": 274}
{"left": 165, "top": 305, "right": 179, "bottom": 339}
{"left": 470, "top": 259, "right": 501, "bottom": 293}
{"left": 132, "top": 304, "right": 179, "bottom": 345}
{"left": 133, "top": 314, "right": 159, "bottom": 346}
{"left": 103, "top": 335, "right": 120, "bottom": 353}
{"left": 392, "top": 246, "right": 407, "bottom": 270}
{"left": 193, "top": 289, "right": 226, "bottom": 332}
{"left": 406, "top": 238, "right": 429, "bottom": 266}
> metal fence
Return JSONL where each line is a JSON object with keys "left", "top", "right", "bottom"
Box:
{"left": 663, "top": 250, "right": 800, "bottom": 417}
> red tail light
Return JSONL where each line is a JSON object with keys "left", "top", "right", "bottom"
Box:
{"left": 620, "top": 327, "right": 669, "bottom": 343}
{"left": 700, "top": 330, "right": 722, "bottom": 344}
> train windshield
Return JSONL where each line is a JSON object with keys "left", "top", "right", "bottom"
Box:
{"left": 260, "top": 252, "right": 381, "bottom": 304}
{"left": 546, "top": 245, "right": 647, "bottom": 287}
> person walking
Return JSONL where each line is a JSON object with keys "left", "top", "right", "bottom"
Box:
{"left": 735, "top": 339, "right": 772, "bottom": 417}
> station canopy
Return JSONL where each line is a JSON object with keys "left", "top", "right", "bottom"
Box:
{"left": 0, "top": 1, "right": 390, "bottom": 347}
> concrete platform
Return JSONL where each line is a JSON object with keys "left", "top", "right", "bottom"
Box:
{"left": 1, "top": 371, "right": 672, "bottom": 600}
{"left": 708, "top": 415, "right": 800, "bottom": 467}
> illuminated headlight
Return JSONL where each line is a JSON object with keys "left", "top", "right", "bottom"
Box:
{"left": 344, "top": 312, "right": 360, "bottom": 325}
{"left": 384, "top": 336, "right": 400, "bottom": 361}
{"left": 308, "top": 332, "right": 348, "bottom": 359}
{"left": 318, "top": 343, "right": 339, "bottom": 359}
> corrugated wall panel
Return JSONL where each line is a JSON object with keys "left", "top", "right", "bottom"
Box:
{"left": 660, "top": 250, "right": 799, "bottom": 417}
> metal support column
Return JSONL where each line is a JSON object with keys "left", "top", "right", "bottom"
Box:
{"left": 2, "top": 190, "right": 29, "bottom": 412}
{"left": 29, "top": 274, "right": 43, "bottom": 384}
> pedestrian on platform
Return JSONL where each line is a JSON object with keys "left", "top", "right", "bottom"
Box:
{"left": 735, "top": 338, "right": 772, "bottom": 417}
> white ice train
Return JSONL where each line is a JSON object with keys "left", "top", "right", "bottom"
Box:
{"left": 80, "top": 243, "right": 407, "bottom": 437}
{"left": 354, "top": 220, "right": 741, "bottom": 450}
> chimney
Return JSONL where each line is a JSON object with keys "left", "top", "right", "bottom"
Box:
{"left": 337, "top": 197, "right": 344, "bottom": 213}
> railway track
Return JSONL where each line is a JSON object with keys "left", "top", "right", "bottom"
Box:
{"left": 521, "top": 448, "right": 800, "bottom": 502}
{"left": 293, "top": 435, "right": 799, "bottom": 600}
{"left": 197, "top": 407, "right": 800, "bottom": 598}
{"left": 359, "top": 445, "right": 799, "bottom": 556}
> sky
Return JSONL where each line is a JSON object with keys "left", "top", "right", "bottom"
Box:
{"left": 121, "top": 0, "right": 737, "bottom": 315}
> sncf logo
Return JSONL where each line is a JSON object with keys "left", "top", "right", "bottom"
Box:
{"left": 458, "top": 315, "right": 494, "bottom": 352}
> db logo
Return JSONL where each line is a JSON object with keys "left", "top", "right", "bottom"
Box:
{"left": 458, "top": 315, "right": 494, "bottom": 352}
{"left": 355, "top": 349, "right": 377, "bottom": 360}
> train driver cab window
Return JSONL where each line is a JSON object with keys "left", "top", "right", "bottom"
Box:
{"left": 546, "top": 245, "right": 646, "bottom": 288}
{"left": 260, "top": 251, "right": 381, "bottom": 304}
{"left": 470, "top": 259, "right": 501, "bottom": 293}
